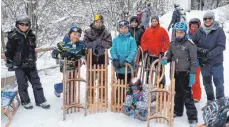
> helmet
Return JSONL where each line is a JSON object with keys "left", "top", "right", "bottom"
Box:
{"left": 16, "top": 15, "right": 31, "bottom": 27}
{"left": 129, "top": 16, "right": 138, "bottom": 24}
{"left": 118, "top": 20, "right": 129, "bottom": 28}
{"left": 68, "top": 26, "right": 82, "bottom": 34}
{"left": 173, "top": 22, "right": 188, "bottom": 32}
{"left": 129, "top": 77, "right": 142, "bottom": 91}
{"left": 189, "top": 18, "right": 201, "bottom": 26}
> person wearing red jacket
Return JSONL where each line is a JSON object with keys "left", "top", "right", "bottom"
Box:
{"left": 188, "top": 18, "right": 202, "bottom": 103}
{"left": 140, "top": 16, "right": 170, "bottom": 85}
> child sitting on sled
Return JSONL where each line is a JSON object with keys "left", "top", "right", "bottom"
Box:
{"left": 51, "top": 26, "right": 87, "bottom": 97}
{"left": 123, "top": 77, "right": 149, "bottom": 120}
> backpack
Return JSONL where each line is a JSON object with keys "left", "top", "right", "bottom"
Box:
{"left": 203, "top": 97, "right": 229, "bottom": 127}
{"left": 137, "top": 12, "right": 143, "bottom": 24}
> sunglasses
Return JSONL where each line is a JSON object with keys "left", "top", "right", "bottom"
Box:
{"left": 203, "top": 17, "right": 213, "bottom": 21}
{"left": 18, "top": 23, "right": 30, "bottom": 26}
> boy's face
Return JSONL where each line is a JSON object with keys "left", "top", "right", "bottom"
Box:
{"left": 119, "top": 26, "right": 129, "bottom": 34}
{"left": 130, "top": 21, "right": 138, "bottom": 28}
{"left": 203, "top": 17, "right": 213, "bottom": 27}
{"left": 175, "top": 30, "right": 185, "bottom": 38}
{"left": 94, "top": 20, "right": 103, "bottom": 28}
{"left": 18, "top": 22, "right": 30, "bottom": 32}
{"left": 70, "top": 32, "right": 81, "bottom": 42}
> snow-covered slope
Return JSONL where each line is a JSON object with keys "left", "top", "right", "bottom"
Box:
{"left": 1, "top": 5, "right": 229, "bottom": 127}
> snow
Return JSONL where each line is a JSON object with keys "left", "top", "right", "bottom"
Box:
{"left": 1, "top": 5, "right": 229, "bottom": 127}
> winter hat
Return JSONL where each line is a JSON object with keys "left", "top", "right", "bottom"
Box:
{"left": 68, "top": 26, "right": 82, "bottom": 34}
{"left": 130, "top": 16, "right": 138, "bottom": 24}
{"left": 94, "top": 14, "right": 104, "bottom": 23}
{"left": 203, "top": 11, "right": 215, "bottom": 20}
{"left": 129, "top": 77, "right": 142, "bottom": 91}
{"left": 151, "top": 16, "right": 159, "bottom": 22}
{"left": 174, "top": 3, "right": 180, "bottom": 8}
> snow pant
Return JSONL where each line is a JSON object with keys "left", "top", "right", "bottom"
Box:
{"left": 201, "top": 63, "right": 225, "bottom": 101}
{"left": 174, "top": 71, "right": 198, "bottom": 121}
{"left": 15, "top": 67, "right": 46, "bottom": 105}
{"left": 147, "top": 56, "right": 166, "bottom": 86}
{"left": 192, "top": 67, "right": 202, "bottom": 101}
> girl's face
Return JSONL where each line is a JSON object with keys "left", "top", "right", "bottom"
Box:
{"left": 119, "top": 26, "right": 129, "bottom": 34}
{"left": 151, "top": 19, "right": 159, "bottom": 27}
{"left": 70, "top": 32, "right": 81, "bottom": 42}
{"left": 190, "top": 23, "right": 199, "bottom": 30}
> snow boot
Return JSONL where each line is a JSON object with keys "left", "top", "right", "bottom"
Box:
{"left": 36, "top": 101, "right": 50, "bottom": 109}
{"left": 189, "top": 120, "right": 197, "bottom": 127}
{"left": 135, "top": 109, "right": 148, "bottom": 121}
{"left": 173, "top": 112, "right": 183, "bottom": 118}
{"left": 123, "top": 105, "right": 135, "bottom": 116}
{"left": 54, "top": 83, "right": 63, "bottom": 97}
{"left": 23, "top": 102, "right": 33, "bottom": 109}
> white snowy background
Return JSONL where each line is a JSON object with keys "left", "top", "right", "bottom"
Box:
{"left": 1, "top": 1, "right": 229, "bottom": 127}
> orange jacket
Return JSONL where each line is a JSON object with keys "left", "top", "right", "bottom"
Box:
{"left": 140, "top": 24, "right": 170, "bottom": 56}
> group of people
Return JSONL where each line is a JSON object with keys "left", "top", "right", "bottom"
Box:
{"left": 4, "top": 3, "right": 228, "bottom": 127}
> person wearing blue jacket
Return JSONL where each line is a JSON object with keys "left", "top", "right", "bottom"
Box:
{"left": 192, "top": 11, "right": 226, "bottom": 107}
{"left": 110, "top": 20, "right": 137, "bottom": 82}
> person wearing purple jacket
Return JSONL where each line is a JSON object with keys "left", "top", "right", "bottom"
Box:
{"left": 192, "top": 11, "right": 226, "bottom": 107}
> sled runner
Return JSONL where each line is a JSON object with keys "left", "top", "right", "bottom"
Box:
{"left": 147, "top": 61, "right": 176, "bottom": 127}
{"left": 1, "top": 83, "right": 20, "bottom": 127}
{"left": 134, "top": 46, "right": 144, "bottom": 77}
{"left": 62, "top": 58, "right": 87, "bottom": 120}
{"left": 86, "top": 49, "right": 108, "bottom": 114}
{"left": 110, "top": 63, "right": 134, "bottom": 112}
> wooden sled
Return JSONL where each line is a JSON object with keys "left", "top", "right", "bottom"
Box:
{"left": 134, "top": 46, "right": 144, "bottom": 77}
{"left": 86, "top": 49, "right": 108, "bottom": 114}
{"left": 62, "top": 58, "right": 87, "bottom": 120}
{"left": 1, "top": 84, "right": 20, "bottom": 127}
{"left": 110, "top": 62, "right": 134, "bottom": 112}
{"left": 147, "top": 61, "right": 176, "bottom": 127}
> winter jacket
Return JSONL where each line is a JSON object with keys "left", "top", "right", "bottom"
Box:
{"left": 51, "top": 41, "right": 86, "bottom": 72}
{"left": 192, "top": 21, "right": 226, "bottom": 66}
{"left": 165, "top": 38, "right": 197, "bottom": 74}
{"left": 129, "top": 25, "right": 144, "bottom": 46}
{"left": 168, "top": 8, "right": 180, "bottom": 29}
{"left": 141, "top": 5, "right": 152, "bottom": 29}
{"left": 83, "top": 23, "right": 112, "bottom": 56}
{"left": 124, "top": 85, "right": 153, "bottom": 111}
{"left": 140, "top": 24, "right": 170, "bottom": 56}
{"left": 5, "top": 28, "right": 37, "bottom": 67}
{"left": 110, "top": 32, "right": 137, "bottom": 74}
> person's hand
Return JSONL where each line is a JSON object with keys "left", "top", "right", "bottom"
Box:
{"left": 119, "top": 60, "right": 129, "bottom": 68}
{"left": 189, "top": 74, "right": 196, "bottom": 87}
{"left": 112, "top": 59, "right": 120, "bottom": 69}
{"left": 160, "top": 57, "right": 168, "bottom": 65}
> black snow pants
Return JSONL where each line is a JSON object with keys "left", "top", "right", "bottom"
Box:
{"left": 174, "top": 71, "right": 198, "bottom": 121}
{"left": 15, "top": 67, "right": 46, "bottom": 105}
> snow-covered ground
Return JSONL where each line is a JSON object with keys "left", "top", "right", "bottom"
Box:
{"left": 1, "top": 5, "right": 229, "bottom": 127}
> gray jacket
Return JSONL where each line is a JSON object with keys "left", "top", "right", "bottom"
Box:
{"left": 166, "top": 38, "right": 197, "bottom": 74}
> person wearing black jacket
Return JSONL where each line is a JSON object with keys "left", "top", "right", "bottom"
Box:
{"left": 129, "top": 16, "right": 144, "bottom": 46}
{"left": 5, "top": 15, "right": 50, "bottom": 109}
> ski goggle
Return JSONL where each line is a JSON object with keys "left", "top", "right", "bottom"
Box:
{"left": 119, "top": 20, "right": 129, "bottom": 28}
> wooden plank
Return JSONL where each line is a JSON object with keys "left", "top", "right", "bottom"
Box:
{"left": 93, "top": 65, "right": 96, "bottom": 113}
{"left": 97, "top": 65, "right": 100, "bottom": 112}
{"left": 101, "top": 64, "right": 104, "bottom": 112}
{"left": 121, "top": 80, "right": 124, "bottom": 112}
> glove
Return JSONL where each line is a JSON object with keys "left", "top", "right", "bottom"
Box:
{"left": 159, "top": 52, "right": 164, "bottom": 57}
{"left": 197, "top": 47, "right": 208, "bottom": 54}
{"left": 196, "top": 60, "right": 200, "bottom": 67}
{"left": 160, "top": 57, "right": 167, "bottom": 65}
{"left": 189, "top": 74, "right": 196, "bottom": 87}
{"left": 112, "top": 59, "right": 120, "bottom": 69}
{"left": 51, "top": 49, "right": 59, "bottom": 59}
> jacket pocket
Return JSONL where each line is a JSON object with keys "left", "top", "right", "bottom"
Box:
{"left": 13, "top": 52, "right": 22, "bottom": 65}
{"left": 177, "top": 58, "right": 190, "bottom": 72}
